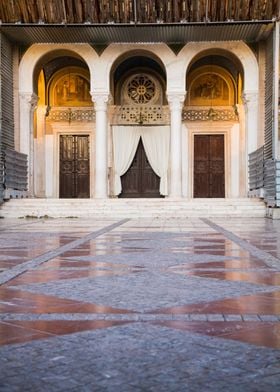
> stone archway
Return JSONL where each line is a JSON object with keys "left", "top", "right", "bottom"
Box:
{"left": 178, "top": 42, "right": 259, "bottom": 154}
{"left": 179, "top": 42, "right": 259, "bottom": 197}
{"left": 18, "top": 44, "right": 98, "bottom": 196}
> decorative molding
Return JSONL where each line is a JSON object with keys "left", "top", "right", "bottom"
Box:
{"left": 124, "top": 74, "right": 158, "bottom": 105}
{"left": 91, "top": 92, "right": 111, "bottom": 111}
{"left": 47, "top": 107, "right": 95, "bottom": 123}
{"left": 242, "top": 92, "right": 258, "bottom": 108}
{"left": 182, "top": 107, "right": 239, "bottom": 122}
{"left": 111, "top": 105, "right": 170, "bottom": 125}
{"left": 19, "top": 92, "right": 38, "bottom": 111}
{"left": 167, "top": 93, "right": 185, "bottom": 111}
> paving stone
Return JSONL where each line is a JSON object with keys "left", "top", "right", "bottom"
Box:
{"left": 258, "top": 315, "right": 280, "bottom": 322}
{"left": 1, "top": 217, "right": 280, "bottom": 391}
{"left": 242, "top": 314, "right": 264, "bottom": 321}
{"left": 206, "top": 314, "right": 225, "bottom": 321}
{"left": 189, "top": 314, "right": 208, "bottom": 321}
{"left": 224, "top": 315, "right": 243, "bottom": 321}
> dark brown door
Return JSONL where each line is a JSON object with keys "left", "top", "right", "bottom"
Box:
{"left": 120, "top": 138, "right": 160, "bottom": 198}
{"left": 194, "top": 135, "right": 225, "bottom": 198}
{"left": 59, "top": 135, "right": 90, "bottom": 198}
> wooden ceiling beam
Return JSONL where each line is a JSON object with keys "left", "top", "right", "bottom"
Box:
{"left": 0, "top": 0, "right": 278, "bottom": 24}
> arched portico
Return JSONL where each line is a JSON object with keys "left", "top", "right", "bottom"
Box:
{"left": 103, "top": 45, "right": 186, "bottom": 197}
{"left": 18, "top": 44, "right": 98, "bottom": 196}
{"left": 178, "top": 41, "right": 259, "bottom": 155}
{"left": 177, "top": 41, "right": 259, "bottom": 198}
{"left": 17, "top": 40, "right": 261, "bottom": 199}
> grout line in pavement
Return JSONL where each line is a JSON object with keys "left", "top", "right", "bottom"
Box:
{"left": 0, "top": 313, "right": 279, "bottom": 322}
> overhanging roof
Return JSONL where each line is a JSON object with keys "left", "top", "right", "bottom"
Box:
{"left": 0, "top": 21, "right": 274, "bottom": 46}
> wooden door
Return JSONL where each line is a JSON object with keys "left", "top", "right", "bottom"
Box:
{"left": 120, "top": 139, "right": 160, "bottom": 198}
{"left": 59, "top": 135, "right": 90, "bottom": 198}
{"left": 194, "top": 135, "right": 225, "bottom": 198}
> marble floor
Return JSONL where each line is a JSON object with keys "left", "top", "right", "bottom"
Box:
{"left": 1, "top": 217, "right": 280, "bottom": 391}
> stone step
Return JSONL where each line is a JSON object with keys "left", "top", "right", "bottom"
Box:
{"left": 0, "top": 198, "right": 266, "bottom": 218}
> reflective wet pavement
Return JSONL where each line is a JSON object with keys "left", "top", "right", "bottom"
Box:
{"left": 1, "top": 217, "right": 280, "bottom": 391}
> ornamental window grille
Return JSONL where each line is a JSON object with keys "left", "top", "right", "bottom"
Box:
{"left": 123, "top": 73, "right": 161, "bottom": 105}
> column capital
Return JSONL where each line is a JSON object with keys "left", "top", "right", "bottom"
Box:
{"left": 19, "top": 92, "right": 38, "bottom": 111}
{"left": 242, "top": 91, "right": 258, "bottom": 108}
{"left": 167, "top": 92, "right": 186, "bottom": 111}
{"left": 91, "top": 92, "right": 112, "bottom": 111}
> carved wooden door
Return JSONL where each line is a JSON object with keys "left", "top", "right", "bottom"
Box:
{"left": 120, "top": 138, "right": 160, "bottom": 198}
{"left": 194, "top": 135, "right": 225, "bottom": 198}
{"left": 59, "top": 135, "right": 89, "bottom": 198}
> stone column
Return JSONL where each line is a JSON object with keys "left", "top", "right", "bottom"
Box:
{"left": 19, "top": 92, "right": 38, "bottom": 196}
{"left": 167, "top": 93, "right": 185, "bottom": 198}
{"left": 242, "top": 92, "right": 258, "bottom": 155}
{"left": 91, "top": 93, "right": 110, "bottom": 198}
{"left": 35, "top": 105, "right": 47, "bottom": 197}
{"left": 242, "top": 92, "right": 259, "bottom": 195}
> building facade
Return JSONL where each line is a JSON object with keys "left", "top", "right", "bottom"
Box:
{"left": 0, "top": 1, "right": 279, "bottom": 212}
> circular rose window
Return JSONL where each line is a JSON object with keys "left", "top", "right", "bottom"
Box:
{"left": 127, "top": 74, "right": 156, "bottom": 104}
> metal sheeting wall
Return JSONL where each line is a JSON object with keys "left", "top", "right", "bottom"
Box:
{"left": 0, "top": 33, "right": 15, "bottom": 203}
{"left": 0, "top": 23, "right": 274, "bottom": 46}
{"left": 264, "top": 32, "right": 274, "bottom": 160}
{"left": 0, "top": 34, "right": 2, "bottom": 202}
{"left": 263, "top": 29, "right": 280, "bottom": 208}
{"left": 0, "top": 34, "right": 1, "bottom": 203}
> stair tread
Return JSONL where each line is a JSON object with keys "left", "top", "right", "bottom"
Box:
{"left": 0, "top": 198, "right": 266, "bottom": 218}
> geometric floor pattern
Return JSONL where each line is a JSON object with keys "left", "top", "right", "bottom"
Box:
{"left": 1, "top": 217, "right": 280, "bottom": 391}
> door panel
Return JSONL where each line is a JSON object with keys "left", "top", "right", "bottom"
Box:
{"left": 76, "top": 136, "right": 90, "bottom": 198}
{"left": 209, "top": 135, "right": 225, "bottom": 198}
{"left": 194, "top": 135, "right": 209, "bottom": 198}
{"left": 120, "top": 139, "right": 160, "bottom": 198}
{"left": 194, "top": 135, "right": 225, "bottom": 198}
{"left": 59, "top": 135, "right": 90, "bottom": 198}
{"left": 120, "top": 142, "right": 142, "bottom": 197}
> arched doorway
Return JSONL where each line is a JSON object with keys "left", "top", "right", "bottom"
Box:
{"left": 48, "top": 66, "right": 92, "bottom": 198}
{"left": 34, "top": 55, "right": 93, "bottom": 198}
{"left": 111, "top": 54, "right": 168, "bottom": 198}
{"left": 185, "top": 55, "right": 242, "bottom": 198}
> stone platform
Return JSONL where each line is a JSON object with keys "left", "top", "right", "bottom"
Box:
{"left": 0, "top": 198, "right": 266, "bottom": 218}
{"left": 0, "top": 216, "right": 280, "bottom": 391}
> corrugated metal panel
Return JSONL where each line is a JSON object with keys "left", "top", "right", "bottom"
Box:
{"left": 264, "top": 32, "right": 274, "bottom": 160}
{"left": 0, "top": 34, "right": 27, "bottom": 202}
{"left": 248, "top": 146, "right": 264, "bottom": 190}
{"left": 4, "top": 148, "right": 27, "bottom": 191}
{"left": 0, "top": 33, "right": 14, "bottom": 202}
{"left": 0, "top": 22, "right": 274, "bottom": 45}
{"left": 1, "top": 34, "right": 14, "bottom": 152}
{"left": 0, "top": 33, "right": 3, "bottom": 203}
{"left": 264, "top": 160, "right": 280, "bottom": 207}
